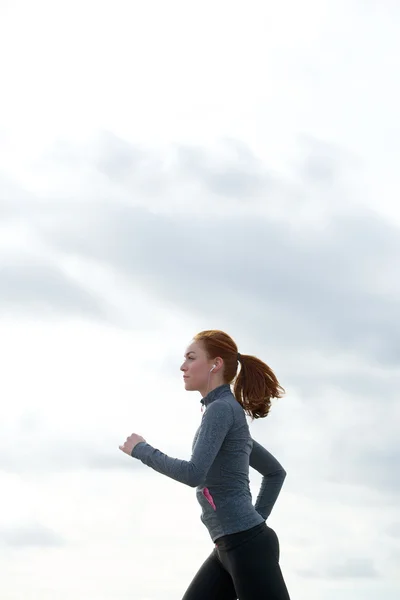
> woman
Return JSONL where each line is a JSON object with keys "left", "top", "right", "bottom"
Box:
{"left": 119, "top": 330, "right": 290, "bottom": 599}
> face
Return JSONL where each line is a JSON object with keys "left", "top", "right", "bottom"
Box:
{"left": 180, "top": 340, "right": 213, "bottom": 392}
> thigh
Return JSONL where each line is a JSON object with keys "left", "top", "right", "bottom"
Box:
{"left": 224, "top": 528, "right": 290, "bottom": 600}
{"left": 182, "top": 548, "right": 237, "bottom": 600}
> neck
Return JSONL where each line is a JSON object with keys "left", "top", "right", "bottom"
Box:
{"left": 199, "top": 377, "right": 225, "bottom": 399}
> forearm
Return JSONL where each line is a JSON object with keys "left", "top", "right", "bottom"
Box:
{"left": 254, "top": 469, "right": 287, "bottom": 520}
{"left": 131, "top": 442, "right": 203, "bottom": 487}
{"left": 130, "top": 400, "right": 233, "bottom": 488}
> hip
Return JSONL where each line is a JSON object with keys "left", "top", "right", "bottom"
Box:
{"left": 214, "top": 521, "right": 280, "bottom": 561}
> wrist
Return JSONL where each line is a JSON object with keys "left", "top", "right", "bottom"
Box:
{"left": 131, "top": 441, "right": 147, "bottom": 458}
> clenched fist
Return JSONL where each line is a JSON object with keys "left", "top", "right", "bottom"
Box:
{"left": 119, "top": 433, "right": 146, "bottom": 456}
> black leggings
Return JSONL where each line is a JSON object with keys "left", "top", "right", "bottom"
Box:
{"left": 182, "top": 522, "right": 290, "bottom": 600}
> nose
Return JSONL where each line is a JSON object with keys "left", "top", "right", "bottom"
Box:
{"left": 180, "top": 363, "right": 186, "bottom": 372}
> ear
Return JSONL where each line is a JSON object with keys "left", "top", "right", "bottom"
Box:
{"left": 214, "top": 357, "right": 223, "bottom": 371}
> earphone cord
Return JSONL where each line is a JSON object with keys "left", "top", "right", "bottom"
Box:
{"left": 201, "top": 369, "right": 213, "bottom": 413}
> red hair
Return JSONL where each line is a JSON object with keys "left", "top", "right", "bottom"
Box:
{"left": 194, "top": 330, "right": 285, "bottom": 420}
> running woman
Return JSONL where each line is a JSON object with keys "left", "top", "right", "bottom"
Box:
{"left": 119, "top": 329, "right": 290, "bottom": 599}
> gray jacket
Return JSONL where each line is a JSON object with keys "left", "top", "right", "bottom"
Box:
{"left": 132, "top": 384, "right": 286, "bottom": 542}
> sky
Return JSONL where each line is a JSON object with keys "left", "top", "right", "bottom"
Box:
{"left": 1, "top": 0, "right": 399, "bottom": 599}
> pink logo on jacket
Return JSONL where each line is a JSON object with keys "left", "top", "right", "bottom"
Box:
{"left": 202, "top": 487, "right": 216, "bottom": 511}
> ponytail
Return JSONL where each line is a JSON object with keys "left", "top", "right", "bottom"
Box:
{"left": 234, "top": 354, "right": 285, "bottom": 420}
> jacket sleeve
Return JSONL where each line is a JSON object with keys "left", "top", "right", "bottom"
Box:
{"left": 250, "top": 438, "right": 287, "bottom": 520}
{"left": 131, "top": 400, "right": 234, "bottom": 487}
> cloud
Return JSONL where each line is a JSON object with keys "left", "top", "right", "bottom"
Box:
{"left": 295, "top": 135, "right": 361, "bottom": 185}
{"left": 176, "top": 138, "right": 271, "bottom": 198}
{"left": 0, "top": 0, "right": 399, "bottom": 597}
{"left": 331, "top": 442, "right": 400, "bottom": 496}
{"left": 0, "top": 522, "right": 64, "bottom": 548}
{"left": 0, "top": 258, "right": 111, "bottom": 320}
{"left": 327, "top": 558, "right": 379, "bottom": 579}
{"left": 0, "top": 173, "right": 34, "bottom": 217}
{"left": 299, "top": 558, "right": 379, "bottom": 580}
{"left": 0, "top": 436, "right": 141, "bottom": 475}
{"left": 385, "top": 523, "right": 400, "bottom": 539}
{"left": 1, "top": 135, "right": 399, "bottom": 507}
{"left": 0, "top": 412, "right": 144, "bottom": 475}
{"left": 34, "top": 195, "right": 400, "bottom": 366}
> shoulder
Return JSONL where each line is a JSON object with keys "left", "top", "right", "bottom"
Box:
{"left": 206, "top": 397, "right": 235, "bottom": 424}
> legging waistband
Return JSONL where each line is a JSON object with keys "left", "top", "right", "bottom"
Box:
{"left": 214, "top": 522, "right": 267, "bottom": 551}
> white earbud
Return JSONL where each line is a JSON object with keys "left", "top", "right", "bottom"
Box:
{"left": 210, "top": 364, "right": 216, "bottom": 372}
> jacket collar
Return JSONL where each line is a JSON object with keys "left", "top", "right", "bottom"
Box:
{"left": 200, "top": 384, "right": 231, "bottom": 408}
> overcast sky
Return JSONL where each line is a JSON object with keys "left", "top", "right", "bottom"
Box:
{"left": 1, "top": 1, "right": 400, "bottom": 599}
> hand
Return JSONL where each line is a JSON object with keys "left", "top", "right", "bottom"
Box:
{"left": 119, "top": 433, "right": 146, "bottom": 456}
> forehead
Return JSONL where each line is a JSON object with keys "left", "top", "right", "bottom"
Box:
{"left": 184, "top": 340, "right": 205, "bottom": 356}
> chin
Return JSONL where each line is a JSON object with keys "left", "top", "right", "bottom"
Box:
{"left": 184, "top": 380, "right": 197, "bottom": 391}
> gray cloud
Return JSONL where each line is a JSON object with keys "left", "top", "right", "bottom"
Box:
{"left": 385, "top": 523, "right": 400, "bottom": 538}
{"left": 176, "top": 138, "right": 272, "bottom": 198}
{"left": 2, "top": 136, "right": 399, "bottom": 501}
{"left": 329, "top": 441, "right": 400, "bottom": 495}
{"left": 35, "top": 200, "right": 400, "bottom": 366}
{"left": 327, "top": 558, "right": 379, "bottom": 579}
{"left": 93, "top": 131, "right": 150, "bottom": 182}
{"left": 0, "top": 421, "right": 142, "bottom": 474}
{"left": 49, "top": 131, "right": 148, "bottom": 182}
{"left": 295, "top": 135, "right": 361, "bottom": 185}
{"left": 0, "top": 259, "right": 111, "bottom": 320}
{"left": 299, "top": 557, "right": 379, "bottom": 580}
{"left": 0, "top": 171, "right": 38, "bottom": 217}
{"left": 0, "top": 445, "right": 140, "bottom": 474}
{"left": 0, "top": 522, "right": 64, "bottom": 548}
